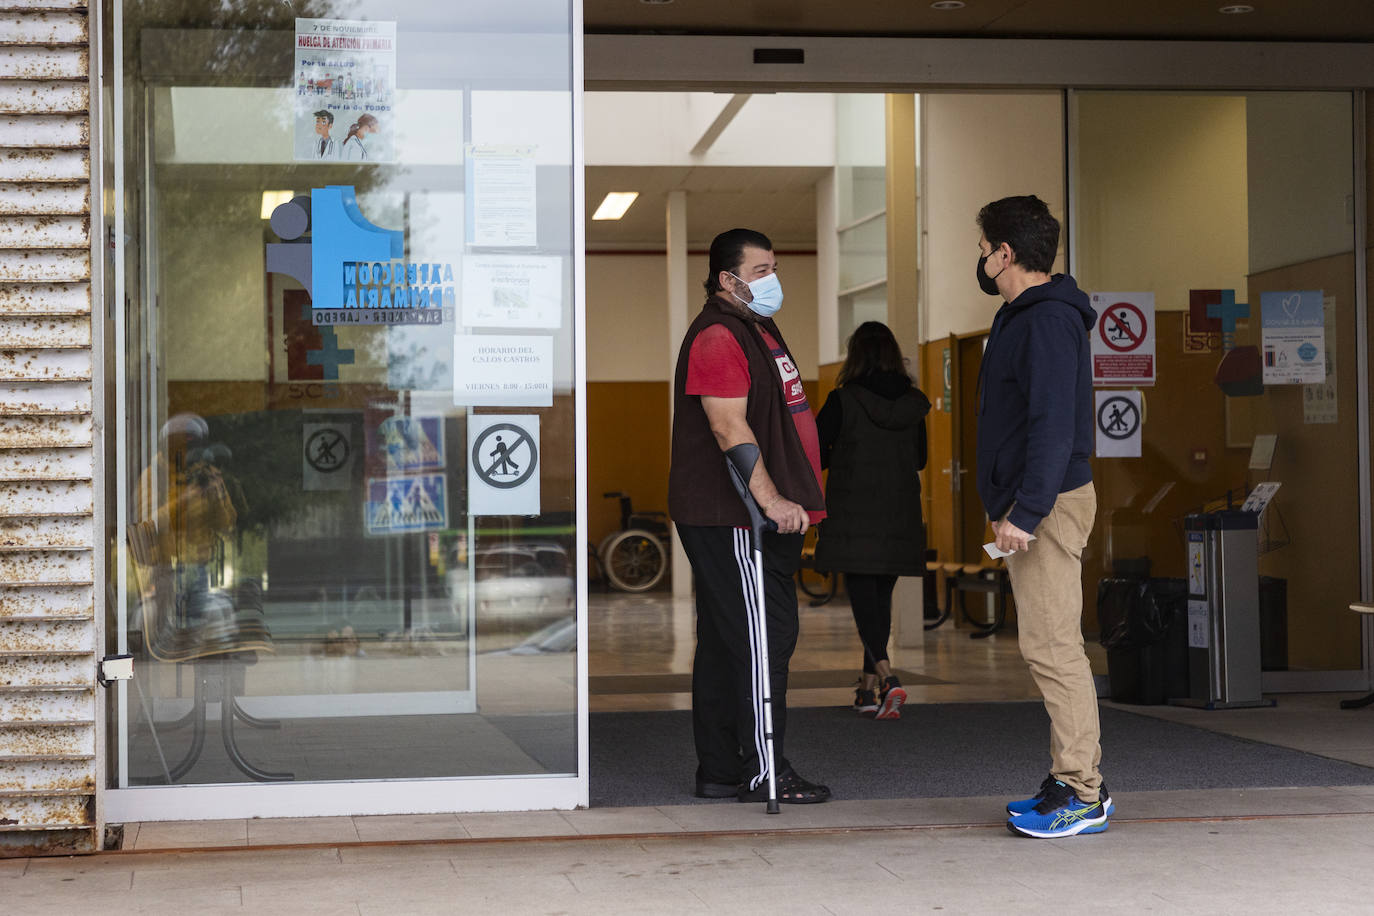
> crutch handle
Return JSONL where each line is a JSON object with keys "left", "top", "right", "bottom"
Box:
{"left": 724, "top": 443, "right": 781, "bottom": 542}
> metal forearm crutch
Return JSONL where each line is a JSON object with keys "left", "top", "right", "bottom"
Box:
{"left": 724, "top": 442, "right": 781, "bottom": 815}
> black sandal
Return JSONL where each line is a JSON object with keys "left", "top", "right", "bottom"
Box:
{"left": 737, "top": 768, "right": 832, "bottom": 804}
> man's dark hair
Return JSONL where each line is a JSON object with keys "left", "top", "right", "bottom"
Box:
{"left": 976, "top": 195, "right": 1059, "bottom": 274}
{"left": 313, "top": 109, "right": 334, "bottom": 124}
{"left": 704, "top": 228, "right": 773, "bottom": 294}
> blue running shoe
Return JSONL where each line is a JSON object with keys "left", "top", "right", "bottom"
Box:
{"left": 1006, "top": 779, "right": 1108, "bottom": 839}
{"left": 1007, "top": 773, "right": 1114, "bottom": 817}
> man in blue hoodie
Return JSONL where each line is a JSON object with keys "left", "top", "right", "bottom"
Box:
{"left": 973, "top": 195, "right": 1112, "bottom": 839}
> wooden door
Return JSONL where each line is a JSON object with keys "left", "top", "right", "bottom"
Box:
{"left": 956, "top": 333, "right": 988, "bottom": 563}
{"left": 924, "top": 338, "right": 955, "bottom": 566}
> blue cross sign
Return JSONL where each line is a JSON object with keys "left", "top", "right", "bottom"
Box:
{"left": 1206, "top": 289, "right": 1249, "bottom": 350}
{"left": 306, "top": 327, "right": 355, "bottom": 379}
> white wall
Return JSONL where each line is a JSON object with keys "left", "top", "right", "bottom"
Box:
{"left": 588, "top": 253, "right": 819, "bottom": 382}
{"left": 1246, "top": 92, "right": 1356, "bottom": 274}
{"left": 921, "top": 93, "right": 1066, "bottom": 340}
{"left": 585, "top": 93, "right": 836, "bottom": 167}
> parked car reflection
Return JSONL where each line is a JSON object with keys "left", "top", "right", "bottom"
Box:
{"left": 446, "top": 538, "right": 575, "bottom": 638}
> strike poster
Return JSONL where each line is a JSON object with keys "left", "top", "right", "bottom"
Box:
{"left": 294, "top": 19, "right": 396, "bottom": 164}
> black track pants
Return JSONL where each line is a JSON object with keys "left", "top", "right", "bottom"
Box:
{"left": 676, "top": 523, "right": 803, "bottom": 792}
{"left": 845, "top": 572, "right": 899, "bottom": 674}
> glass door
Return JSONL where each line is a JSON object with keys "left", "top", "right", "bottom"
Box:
{"left": 105, "top": 0, "right": 585, "bottom": 819}
{"left": 1069, "top": 90, "right": 1366, "bottom": 685}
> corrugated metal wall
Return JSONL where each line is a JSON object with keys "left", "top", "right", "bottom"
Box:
{"left": 0, "top": 0, "right": 100, "bottom": 857}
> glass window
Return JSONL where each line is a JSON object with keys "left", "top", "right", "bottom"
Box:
{"left": 1072, "top": 91, "right": 1360, "bottom": 673}
{"left": 109, "top": 0, "right": 578, "bottom": 789}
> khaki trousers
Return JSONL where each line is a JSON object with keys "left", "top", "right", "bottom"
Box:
{"left": 1004, "top": 482, "right": 1101, "bottom": 802}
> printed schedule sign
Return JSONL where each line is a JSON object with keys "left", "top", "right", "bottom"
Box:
{"left": 294, "top": 19, "right": 396, "bottom": 163}
{"left": 1090, "top": 292, "right": 1155, "bottom": 386}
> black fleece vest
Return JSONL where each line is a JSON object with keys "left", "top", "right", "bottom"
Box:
{"left": 668, "top": 297, "right": 825, "bottom": 528}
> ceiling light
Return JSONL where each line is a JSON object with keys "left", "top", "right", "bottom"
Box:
{"left": 260, "top": 190, "right": 295, "bottom": 220}
{"left": 592, "top": 192, "right": 639, "bottom": 221}
{"left": 640, "top": 0, "right": 674, "bottom": 5}
{"left": 1218, "top": 4, "right": 1254, "bottom": 13}
{"left": 931, "top": 1, "right": 966, "bottom": 8}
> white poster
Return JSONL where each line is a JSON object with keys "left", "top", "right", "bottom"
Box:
{"left": 453, "top": 335, "right": 553, "bottom": 407}
{"left": 467, "top": 145, "right": 537, "bottom": 248}
{"left": 1241, "top": 481, "right": 1282, "bottom": 520}
{"left": 1261, "top": 290, "right": 1325, "bottom": 384}
{"left": 1094, "top": 390, "right": 1142, "bottom": 458}
{"left": 468, "top": 415, "right": 540, "bottom": 516}
{"left": 303, "top": 422, "right": 354, "bottom": 491}
{"left": 1090, "top": 292, "right": 1155, "bottom": 387}
{"left": 294, "top": 19, "right": 396, "bottom": 163}
{"left": 1187, "top": 538, "right": 1205, "bottom": 596}
{"left": 1188, "top": 598, "right": 1210, "bottom": 649}
{"left": 461, "top": 255, "right": 563, "bottom": 329}
{"left": 1304, "top": 295, "right": 1338, "bottom": 423}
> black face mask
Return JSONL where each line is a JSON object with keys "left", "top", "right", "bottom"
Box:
{"left": 977, "top": 251, "right": 1005, "bottom": 297}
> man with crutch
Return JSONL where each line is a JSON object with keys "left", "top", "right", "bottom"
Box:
{"left": 669, "top": 228, "right": 831, "bottom": 806}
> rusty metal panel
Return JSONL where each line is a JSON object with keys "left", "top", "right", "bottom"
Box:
{"left": 0, "top": 447, "right": 90, "bottom": 481}
{"left": 0, "top": 150, "right": 89, "bottom": 182}
{"left": 0, "top": 656, "right": 90, "bottom": 690}
{"left": 0, "top": 348, "right": 91, "bottom": 380}
{"left": 0, "top": 516, "right": 90, "bottom": 548}
{"left": 0, "top": 758, "right": 94, "bottom": 793}
{"left": 0, "top": 1, "right": 99, "bottom": 860}
{"left": 0, "top": 13, "right": 87, "bottom": 46}
{"left": 0, "top": 415, "right": 91, "bottom": 448}
{"left": 0, "top": 480, "right": 92, "bottom": 516}
{"left": 0, "top": 722, "right": 94, "bottom": 758}
{"left": 0, "top": 550, "right": 91, "bottom": 584}
{"left": 0, "top": 81, "right": 89, "bottom": 115}
{"left": 0, "top": 115, "right": 87, "bottom": 149}
{"left": 0, "top": 381, "right": 91, "bottom": 413}
{"left": 0, "top": 47, "right": 87, "bottom": 81}
{"left": 0, "top": 687, "right": 91, "bottom": 723}
{"left": 0, "top": 619, "right": 94, "bottom": 653}
{"left": 0, "top": 316, "right": 91, "bottom": 347}
{"left": 0, "top": 182, "right": 88, "bottom": 214}
{"left": 0, "top": 249, "right": 89, "bottom": 281}
{"left": 0, "top": 215, "right": 88, "bottom": 248}
{"left": 0, "top": 282, "right": 89, "bottom": 314}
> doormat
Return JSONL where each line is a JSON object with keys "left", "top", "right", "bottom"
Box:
{"left": 589, "top": 669, "right": 945, "bottom": 695}
{"left": 589, "top": 702, "right": 1374, "bottom": 808}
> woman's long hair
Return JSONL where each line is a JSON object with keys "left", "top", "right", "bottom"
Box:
{"left": 345, "top": 113, "right": 378, "bottom": 145}
{"left": 835, "top": 321, "right": 910, "bottom": 387}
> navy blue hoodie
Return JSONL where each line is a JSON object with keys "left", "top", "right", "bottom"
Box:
{"left": 975, "top": 274, "right": 1096, "bottom": 535}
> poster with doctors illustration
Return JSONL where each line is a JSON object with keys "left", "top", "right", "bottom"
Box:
{"left": 294, "top": 19, "right": 396, "bottom": 164}
{"left": 1260, "top": 290, "right": 1325, "bottom": 385}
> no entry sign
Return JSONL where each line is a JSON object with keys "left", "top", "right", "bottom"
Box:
{"left": 1090, "top": 292, "right": 1155, "bottom": 387}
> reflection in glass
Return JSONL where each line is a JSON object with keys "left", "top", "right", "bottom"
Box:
{"left": 1072, "top": 91, "right": 1359, "bottom": 674}
{"left": 112, "top": 0, "right": 578, "bottom": 786}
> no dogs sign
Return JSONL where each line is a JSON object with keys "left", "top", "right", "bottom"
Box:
{"left": 1090, "top": 292, "right": 1155, "bottom": 387}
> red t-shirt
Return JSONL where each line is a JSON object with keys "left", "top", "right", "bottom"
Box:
{"left": 686, "top": 324, "right": 826, "bottom": 524}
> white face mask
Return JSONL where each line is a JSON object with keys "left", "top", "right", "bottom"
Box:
{"left": 729, "top": 271, "right": 784, "bottom": 318}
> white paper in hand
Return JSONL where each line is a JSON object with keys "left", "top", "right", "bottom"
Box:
{"left": 983, "top": 535, "right": 1036, "bottom": 560}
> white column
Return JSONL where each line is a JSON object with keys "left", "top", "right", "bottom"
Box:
{"left": 815, "top": 169, "right": 840, "bottom": 365}
{"left": 666, "top": 190, "right": 692, "bottom": 597}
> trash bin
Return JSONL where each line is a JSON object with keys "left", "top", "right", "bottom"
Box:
{"left": 1098, "top": 577, "right": 1189, "bottom": 705}
{"left": 1259, "top": 575, "right": 1288, "bottom": 671}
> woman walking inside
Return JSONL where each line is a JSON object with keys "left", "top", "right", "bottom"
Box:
{"left": 814, "top": 321, "right": 930, "bottom": 720}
